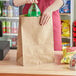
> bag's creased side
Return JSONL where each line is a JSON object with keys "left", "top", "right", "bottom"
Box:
{"left": 21, "top": 16, "right": 54, "bottom": 65}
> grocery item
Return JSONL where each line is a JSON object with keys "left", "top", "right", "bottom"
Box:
{"left": 2, "top": 7, "right": 8, "bottom": 17}
{"left": 0, "top": 1, "right": 19, "bottom": 17}
{"left": 8, "top": 38, "right": 12, "bottom": 47}
{"left": 28, "top": 3, "right": 41, "bottom": 17}
{"left": 0, "top": 21, "right": 3, "bottom": 37}
{"left": 0, "top": 1, "right": 3, "bottom": 16}
{"left": 2, "top": 21, "right": 6, "bottom": 33}
{"left": 0, "top": 7, "right": 2, "bottom": 16}
{"left": 16, "top": 21, "right": 19, "bottom": 33}
{"left": 62, "top": 42, "right": 70, "bottom": 56}
{"left": 73, "top": 21, "right": 76, "bottom": 46}
{"left": 61, "top": 20, "right": 70, "bottom": 37}
{"left": 13, "top": 7, "right": 19, "bottom": 17}
{"left": 59, "top": 0, "right": 71, "bottom": 13}
{"left": 8, "top": 5, "right": 13, "bottom": 17}
{"left": 61, "top": 47, "right": 76, "bottom": 64}
{"left": 61, "top": 52, "right": 76, "bottom": 64}
{"left": 70, "top": 54, "right": 76, "bottom": 70}
{"left": 66, "top": 47, "right": 76, "bottom": 52}
{"left": 6, "top": 21, "right": 11, "bottom": 33}
{"left": 11, "top": 36, "right": 17, "bottom": 47}
{"left": 11, "top": 21, "right": 17, "bottom": 33}
{"left": 1, "top": 20, "right": 18, "bottom": 34}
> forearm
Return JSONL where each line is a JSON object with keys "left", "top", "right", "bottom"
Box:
{"left": 13, "top": 0, "right": 26, "bottom": 6}
{"left": 47, "top": 0, "right": 63, "bottom": 12}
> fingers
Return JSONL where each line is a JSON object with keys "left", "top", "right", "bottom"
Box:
{"left": 44, "top": 15, "right": 50, "bottom": 25}
{"left": 26, "top": 0, "right": 30, "bottom": 3}
{"left": 40, "top": 14, "right": 45, "bottom": 25}
{"left": 32, "top": 0, "right": 34, "bottom": 3}
{"left": 40, "top": 13, "right": 50, "bottom": 25}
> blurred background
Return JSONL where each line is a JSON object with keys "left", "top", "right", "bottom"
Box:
{"left": 0, "top": 0, "right": 76, "bottom": 51}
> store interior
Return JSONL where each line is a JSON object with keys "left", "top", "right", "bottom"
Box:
{"left": 0, "top": 0, "right": 76, "bottom": 75}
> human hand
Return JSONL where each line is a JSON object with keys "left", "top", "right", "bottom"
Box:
{"left": 25, "top": 0, "right": 38, "bottom": 3}
{"left": 40, "top": 9, "right": 52, "bottom": 25}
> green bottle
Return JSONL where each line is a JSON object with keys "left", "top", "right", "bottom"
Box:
{"left": 0, "top": 7, "right": 1, "bottom": 16}
{"left": 0, "top": 1, "right": 4, "bottom": 16}
{"left": 28, "top": 3, "right": 41, "bottom": 17}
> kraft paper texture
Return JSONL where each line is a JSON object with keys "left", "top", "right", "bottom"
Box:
{"left": 17, "top": 16, "right": 54, "bottom": 66}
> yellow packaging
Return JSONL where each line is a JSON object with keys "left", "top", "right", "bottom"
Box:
{"left": 61, "top": 52, "right": 76, "bottom": 64}
{"left": 62, "top": 42, "right": 70, "bottom": 56}
{"left": 61, "top": 20, "right": 70, "bottom": 37}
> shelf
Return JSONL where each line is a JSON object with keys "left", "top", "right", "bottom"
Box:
{"left": 60, "top": 13, "right": 70, "bottom": 16}
{"left": 3, "top": 33, "right": 18, "bottom": 36}
{"left": 0, "top": 17, "right": 19, "bottom": 20}
{"left": 62, "top": 37, "right": 70, "bottom": 43}
{"left": 10, "top": 47, "right": 17, "bottom": 49}
{"left": 62, "top": 37, "right": 70, "bottom": 39}
{"left": 0, "top": 0, "right": 9, "bottom": 1}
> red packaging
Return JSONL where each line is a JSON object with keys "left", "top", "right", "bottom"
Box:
{"left": 73, "top": 27, "right": 76, "bottom": 32}
{"left": 6, "top": 21, "right": 11, "bottom": 33}
{"left": 73, "top": 32, "right": 76, "bottom": 37}
{"left": 2, "top": 21, "right": 6, "bottom": 33}
{"left": 12, "top": 36, "right": 17, "bottom": 47}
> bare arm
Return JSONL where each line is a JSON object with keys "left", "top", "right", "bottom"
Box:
{"left": 13, "top": 0, "right": 38, "bottom": 7}
{"left": 13, "top": 0, "right": 26, "bottom": 6}
{"left": 40, "top": 0, "right": 63, "bottom": 25}
{"left": 46, "top": 0, "right": 63, "bottom": 12}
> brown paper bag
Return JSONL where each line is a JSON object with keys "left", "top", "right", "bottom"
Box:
{"left": 17, "top": 16, "right": 54, "bottom": 65}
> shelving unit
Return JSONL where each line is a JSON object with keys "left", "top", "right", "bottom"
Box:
{"left": 3, "top": 33, "right": 18, "bottom": 36}
{"left": 60, "top": 0, "right": 74, "bottom": 47}
{"left": 0, "top": 17, "right": 19, "bottom": 19}
{"left": 70, "top": 0, "right": 74, "bottom": 47}
{"left": 60, "top": 13, "right": 70, "bottom": 16}
{"left": 0, "top": 0, "right": 19, "bottom": 49}
{"left": 62, "top": 37, "right": 70, "bottom": 39}
{"left": 0, "top": 0, "right": 9, "bottom": 1}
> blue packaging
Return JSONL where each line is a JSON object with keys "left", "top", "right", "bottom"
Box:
{"left": 59, "top": 0, "right": 71, "bottom": 13}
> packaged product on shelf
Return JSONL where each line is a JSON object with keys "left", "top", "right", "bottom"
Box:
{"left": 5, "top": 1, "right": 9, "bottom": 6}
{"left": 73, "top": 21, "right": 76, "bottom": 46}
{"left": 59, "top": 0, "right": 71, "bottom": 13}
{"left": 2, "top": 21, "right": 6, "bottom": 34}
{"left": 62, "top": 42, "right": 70, "bottom": 56}
{"left": 13, "top": 7, "right": 19, "bottom": 17}
{"left": 2, "top": 6, "right": 8, "bottom": 17}
{"left": 8, "top": 5, "right": 13, "bottom": 17}
{"left": 2, "top": 1, "right": 9, "bottom": 17}
{"left": 0, "top": 7, "right": 2, "bottom": 16}
{"left": 11, "top": 21, "right": 17, "bottom": 33}
{"left": 0, "top": 1, "right": 3, "bottom": 16}
{"left": 0, "top": 20, "right": 3, "bottom": 37}
{"left": 61, "top": 20, "right": 70, "bottom": 37}
{"left": 16, "top": 21, "right": 19, "bottom": 33}
{"left": 11, "top": 36, "right": 17, "bottom": 47}
{"left": 6, "top": 21, "right": 11, "bottom": 34}
{"left": 8, "top": 38, "right": 12, "bottom": 47}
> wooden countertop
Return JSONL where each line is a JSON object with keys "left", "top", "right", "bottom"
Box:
{"left": 0, "top": 50, "right": 76, "bottom": 76}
